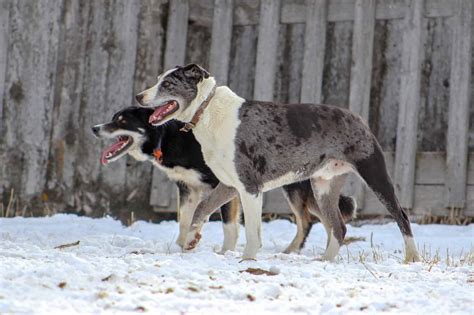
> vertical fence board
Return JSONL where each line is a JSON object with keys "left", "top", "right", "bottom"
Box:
{"left": 125, "top": 0, "right": 167, "bottom": 219}
{"left": 228, "top": 25, "right": 258, "bottom": 99}
{"left": 0, "top": 0, "right": 9, "bottom": 131}
{"left": 45, "top": 0, "right": 90, "bottom": 210}
{"left": 0, "top": 0, "right": 10, "bottom": 197}
{"left": 321, "top": 21, "right": 354, "bottom": 107}
{"left": 345, "top": 0, "right": 376, "bottom": 208}
{"left": 369, "top": 19, "right": 403, "bottom": 151}
{"left": 253, "top": 0, "right": 281, "bottom": 101}
{"left": 2, "top": 0, "right": 62, "bottom": 211}
{"left": 75, "top": 1, "right": 140, "bottom": 215}
{"left": 164, "top": 0, "right": 189, "bottom": 68}
{"left": 300, "top": 0, "right": 328, "bottom": 103}
{"left": 150, "top": 0, "right": 189, "bottom": 209}
{"left": 209, "top": 0, "right": 233, "bottom": 85}
{"left": 99, "top": 0, "right": 140, "bottom": 206}
{"left": 444, "top": 0, "right": 472, "bottom": 208}
{"left": 75, "top": 2, "right": 112, "bottom": 215}
{"left": 349, "top": 0, "right": 375, "bottom": 121}
{"left": 394, "top": 0, "right": 424, "bottom": 208}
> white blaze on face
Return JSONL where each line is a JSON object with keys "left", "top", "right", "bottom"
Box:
{"left": 139, "top": 67, "right": 178, "bottom": 106}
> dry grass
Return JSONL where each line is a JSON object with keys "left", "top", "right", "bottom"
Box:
{"left": 338, "top": 234, "right": 474, "bottom": 269}
{"left": 417, "top": 209, "right": 472, "bottom": 225}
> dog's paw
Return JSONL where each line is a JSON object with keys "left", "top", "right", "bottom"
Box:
{"left": 184, "top": 231, "right": 202, "bottom": 251}
{"left": 176, "top": 236, "right": 186, "bottom": 249}
{"left": 404, "top": 252, "right": 421, "bottom": 263}
{"left": 241, "top": 248, "right": 258, "bottom": 261}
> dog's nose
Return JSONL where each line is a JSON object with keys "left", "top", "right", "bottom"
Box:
{"left": 135, "top": 93, "right": 144, "bottom": 104}
{"left": 91, "top": 126, "right": 100, "bottom": 135}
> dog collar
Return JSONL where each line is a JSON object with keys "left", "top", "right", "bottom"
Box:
{"left": 180, "top": 85, "right": 217, "bottom": 132}
{"left": 153, "top": 149, "right": 163, "bottom": 163}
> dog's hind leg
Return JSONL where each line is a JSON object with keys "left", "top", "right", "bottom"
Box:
{"left": 310, "top": 174, "right": 348, "bottom": 261}
{"left": 176, "top": 182, "right": 201, "bottom": 248}
{"left": 219, "top": 197, "right": 241, "bottom": 254}
{"left": 239, "top": 192, "right": 263, "bottom": 260}
{"left": 281, "top": 182, "right": 313, "bottom": 254}
{"left": 354, "top": 141, "right": 420, "bottom": 263}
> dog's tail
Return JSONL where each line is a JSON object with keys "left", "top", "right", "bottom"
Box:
{"left": 338, "top": 195, "right": 357, "bottom": 222}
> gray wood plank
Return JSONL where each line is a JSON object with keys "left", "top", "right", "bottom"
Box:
{"left": 0, "top": 0, "right": 10, "bottom": 196}
{"left": 73, "top": 2, "right": 110, "bottom": 215}
{"left": 228, "top": 24, "right": 258, "bottom": 99}
{"left": 300, "top": 0, "right": 328, "bottom": 103}
{"left": 189, "top": 0, "right": 456, "bottom": 26}
{"left": 150, "top": 0, "right": 189, "bottom": 208}
{"left": 164, "top": 0, "right": 189, "bottom": 68}
{"left": 263, "top": 189, "right": 290, "bottom": 214}
{"left": 150, "top": 170, "right": 177, "bottom": 210}
{"left": 126, "top": 0, "right": 167, "bottom": 215}
{"left": 253, "top": 0, "right": 281, "bottom": 101}
{"left": 99, "top": 0, "right": 140, "bottom": 192}
{"left": 209, "top": 0, "right": 233, "bottom": 85}
{"left": 2, "top": 0, "right": 62, "bottom": 204}
{"left": 45, "top": 0, "right": 91, "bottom": 209}
{"left": 364, "top": 185, "right": 474, "bottom": 217}
{"left": 344, "top": 0, "right": 376, "bottom": 208}
{"left": 0, "top": 0, "right": 9, "bottom": 125}
{"left": 349, "top": 0, "right": 376, "bottom": 121}
{"left": 393, "top": 0, "right": 424, "bottom": 209}
{"left": 444, "top": 0, "right": 472, "bottom": 208}
{"left": 73, "top": 1, "right": 140, "bottom": 215}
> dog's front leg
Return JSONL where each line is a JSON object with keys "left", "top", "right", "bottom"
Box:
{"left": 176, "top": 183, "right": 201, "bottom": 248}
{"left": 239, "top": 192, "right": 263, "bottom": 260}
{"left": 184, "top": 183, "right": 238, "bottom": 250}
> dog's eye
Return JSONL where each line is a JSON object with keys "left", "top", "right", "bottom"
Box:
{"left": 161, "top": 81, "right": 170, "bottom": 88}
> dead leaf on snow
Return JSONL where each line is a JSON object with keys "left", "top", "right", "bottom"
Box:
{"left": 58, "top": 282, "right": 67, "bottom": 289}
{"left": 187, "top": 287, "right": 199, "bottom": 292}
{"left": 240, "top": 268, "right": 277, "bottom": 276}
{"left": 96, "top": 291, "right": 108, "bottom": 299}
{"left": 54, "top": 240, "right": 80, "bottom": 249}
{"left": 135, "top": 306, "right": 147, "bottom": 312}
{"left": 246, "top": 294, "right": 256, "bottom": 301}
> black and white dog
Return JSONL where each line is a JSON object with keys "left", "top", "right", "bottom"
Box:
{"left": 92, "top": 107, "right": 357, "bottom": 254}
{"left": 135, "top": 64, "right": 421, "bottom": 262}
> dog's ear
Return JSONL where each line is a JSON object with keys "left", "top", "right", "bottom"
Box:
{"left": 182, "top": 63, "right": 210, "bottom": 81}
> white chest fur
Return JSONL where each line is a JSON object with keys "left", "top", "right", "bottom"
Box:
{"left": 193, "top": 86, "right": 245, "bottom": 190}
{"left": 151, "top": 161, "right": 207, "bottom": 189}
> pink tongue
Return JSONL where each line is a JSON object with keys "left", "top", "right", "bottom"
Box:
{"left": 149, "top": 106, "right": 169, "bottom": 124}
{"left": 100, "top": 140, "right": 128, "bottom": 165}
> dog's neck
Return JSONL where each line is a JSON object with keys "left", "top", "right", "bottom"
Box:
{"left": 192, "top": 85, "right": 245, "bottom": 138}
{"left": 177, "top": 77, "right": 217, "bottom": 124}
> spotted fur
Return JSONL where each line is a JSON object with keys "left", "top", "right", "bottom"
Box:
{"left": 136, "top": 64, "right": 420, "bottom": 262}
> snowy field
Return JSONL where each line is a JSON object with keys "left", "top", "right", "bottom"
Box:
{"left": 0, "top": 214, "right": 473, "bottom": 314}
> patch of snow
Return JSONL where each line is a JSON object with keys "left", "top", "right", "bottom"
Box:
{"left": 0, "top": 214, "right": 472, "bottom": 314}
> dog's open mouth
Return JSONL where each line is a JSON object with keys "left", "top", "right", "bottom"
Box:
{"left": 149, "top": 100, "right": 179, "bottom": 125}
{"left": 101, "top": 136, "right": 133, "bottom": 165}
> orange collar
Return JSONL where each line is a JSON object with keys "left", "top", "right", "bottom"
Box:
{"left": 153, "top": 149, "right": 163, "bottom": 163}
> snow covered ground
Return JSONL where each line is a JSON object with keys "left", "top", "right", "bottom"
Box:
{"left": 0, "top": 214, "right": 472, "bottom": 314}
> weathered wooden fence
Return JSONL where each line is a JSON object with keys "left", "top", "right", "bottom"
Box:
{"left": 0, "top": 0, "right": 472, "bottom": 222}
